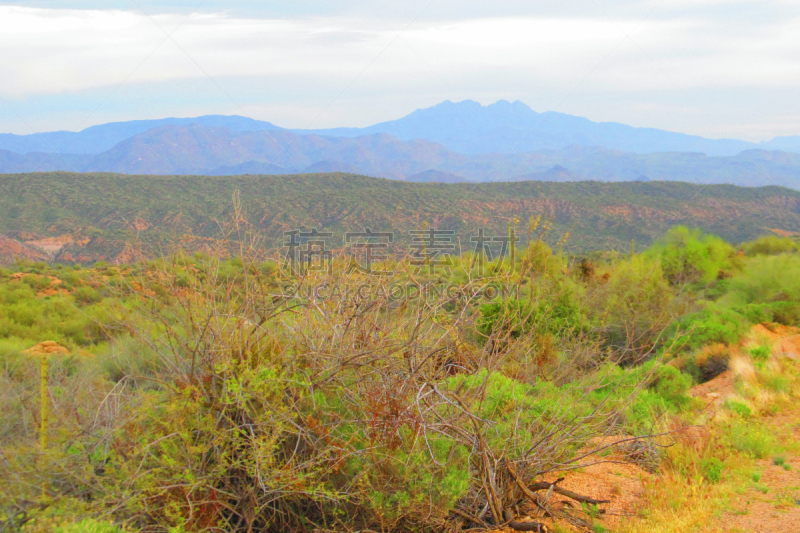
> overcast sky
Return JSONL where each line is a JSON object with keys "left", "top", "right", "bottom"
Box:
{"left": 0, "top": 0, "right": 798, "bottom": 140}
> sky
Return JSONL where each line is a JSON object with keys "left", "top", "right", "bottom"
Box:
{"left": 0, "top": 0, "right": 798, "bottom": 141}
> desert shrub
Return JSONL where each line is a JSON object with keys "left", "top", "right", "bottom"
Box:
{"left": 687, "top": 343, "right": 731, "bottom": 383}
{"left": 666, "top": 306, "right": 749, "bottom": 355}
{"left": 58, "top": 270, "right": 82, "bottom": 288}
{"left": 95, "top": 336, "right": 166, "bottom": 386}
{"left": 22, "top": 274, "right": 53, "bottom": 292}
{"left": 521, "top": 239, "right": 563, "bottom": 278}
{"left": 591, "top": 255, "right": 682, "bottom": 361}
{"left": 73, "top": 286, "right": 101, "bottom": 305}
{"left": 726, "top": 420, "right": 776, "bottom": 459}
{"left": 583, "top": 362, "right": 686, "bottom": 432}
{"left": 699, "top": 457, "right": 723, "bottom": 483}
{"left": 477, "top": 287, "right": 582, "bottom": 343}
{"left": 740, "top": 235, "right": 797, "bottom": 256}
{"left": 649, "top": 365, "right": 692, "bottom": 408}
{"left": 748, "top": 344, "right": 770, "bottom": 362}
{"left": 724, "top": 253, "right": 800, "bottom": 305}
{"left": 768, "top": 301, "right": 800, "bottom": 326}
{"left": 724, "top": 400, "right": 752, "bottom": 418}
{"left": 575, "top": 257, "right": 596, "bottom": 282}
{"left": 731, "top": 303, "right": 773, "bottom": 324}
{"left": 645, "top": 226, "right": 735, "bottom": 285}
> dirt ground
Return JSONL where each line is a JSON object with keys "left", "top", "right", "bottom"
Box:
{"left": 700, "top": 411, "right": 800, "bottom": 533}
{"left": 696, "top": 326, "right": 800, "bottom": 532}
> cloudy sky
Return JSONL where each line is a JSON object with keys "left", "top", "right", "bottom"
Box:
{"left": 0, "top": 0, "right": 798, "bottom": 140}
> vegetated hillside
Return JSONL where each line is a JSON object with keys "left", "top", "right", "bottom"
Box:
{"left": 3, "top": 223, "right": 800, "bottom": 533}
{"left": 4, "top": 125, "right": 800, "bottom": 187}
{"left": 2, "top": 171, "right": 800, "bottom": 264}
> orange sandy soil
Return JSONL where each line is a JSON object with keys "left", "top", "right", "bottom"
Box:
{"left": 485, "top": 438, "right": 653, "bottom": 532}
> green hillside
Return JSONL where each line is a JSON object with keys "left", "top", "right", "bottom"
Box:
{"left": 1, "top": 171, "right": 799, "bottom": 263}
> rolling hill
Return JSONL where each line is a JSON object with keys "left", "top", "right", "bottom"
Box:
{"left": 2, "top": 172, "right": 799, "bottom": 264}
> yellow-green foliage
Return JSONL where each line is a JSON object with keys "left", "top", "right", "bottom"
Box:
{"left": 592, "top": 255, "right": 682, "bottom": 359}
{"left": 740, "top": 235, "right": 797, "bottom": 256}
{"left": 723, "top": 253, "right": 800, "bottom": 306}
{"left": 646, "top": 226, "right": 735, "bottom": 284}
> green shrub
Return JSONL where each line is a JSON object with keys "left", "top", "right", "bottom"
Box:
{"left": 667, "top": 306, "right": 749, "bottom": 354}
{"left": 726, "top": 421, "right": 776, "bottom": 459}
{"left": 477, "top": 290, "right": 582, "bottom": 342}
{"left": 73, "top": 286, "right": 101, "bottom": 305}
{"left": 646, "top": 226, "right": 735, "bottom": 285}
{"left": 724, "top": 400, "right": 752, "bottom": 418}
{"left": 700, "top": 457, "right": 723, "bottom": 483}
{"left": 749, "top": 345, "right": 770, "bottom": 362}
{"left": 650, "top": 365, "right": 692, "bottom": 409}
{"left": 724, "top": 254, "right": 800, "bottom": 306}
{"left": 768, "top": 301, "right": 800, "bottom": 326}
{"left": 740, "top": 235, "right": 797, "bottom": 256}
{"left": 96, "top": 336, "right": 169, "bottom": 385}
{"left": 731, "top": 303, "right": 773, "bottom": 324}
{"left": 595, "top": 255, "right": 678, "bottom": 359}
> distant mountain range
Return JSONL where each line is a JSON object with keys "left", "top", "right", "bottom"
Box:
{"left": 309, "top": 100, "right": 800, "bottom": 157}
{"left": 1, "top": 100, "right": 800, "bottom": 187}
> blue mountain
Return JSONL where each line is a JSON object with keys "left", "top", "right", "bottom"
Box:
{"left": 0, "top": 115, "right": 280, "bottom": 155}
{"left": 2, "top": 100, "right": 798, "bottom": 157}
{"left": 308, "top": 100, "right": 771, "bottom": 156}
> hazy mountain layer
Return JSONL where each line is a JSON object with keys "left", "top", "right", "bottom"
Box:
{"left": 3, "top": 125, "right": 800, "bottom": 189}
{"left": 2, "top": 100, "right": 798, "bottom": 159}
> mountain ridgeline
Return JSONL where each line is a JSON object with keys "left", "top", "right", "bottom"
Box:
{"left": 2, "top": 100, "right": 800, "bottom": 188}
{"left": 2, "top": 172, "right": 799, "bottom": 265}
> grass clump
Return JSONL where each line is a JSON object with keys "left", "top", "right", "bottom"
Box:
{"left": 699, "top": 457, "right": 724, "bottom": 483}
{"left": 725, "top": 400, "right": 752, "bottom": 418}
{"left": 726, "top": 420, "right": 778, "bottom": 459}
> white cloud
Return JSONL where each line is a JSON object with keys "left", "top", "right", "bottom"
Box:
{"left": 0, "top": 4, "right": 799, "bottom": 139}
{"left": 2, "top": 7, "right": 799, "bottom": 97}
